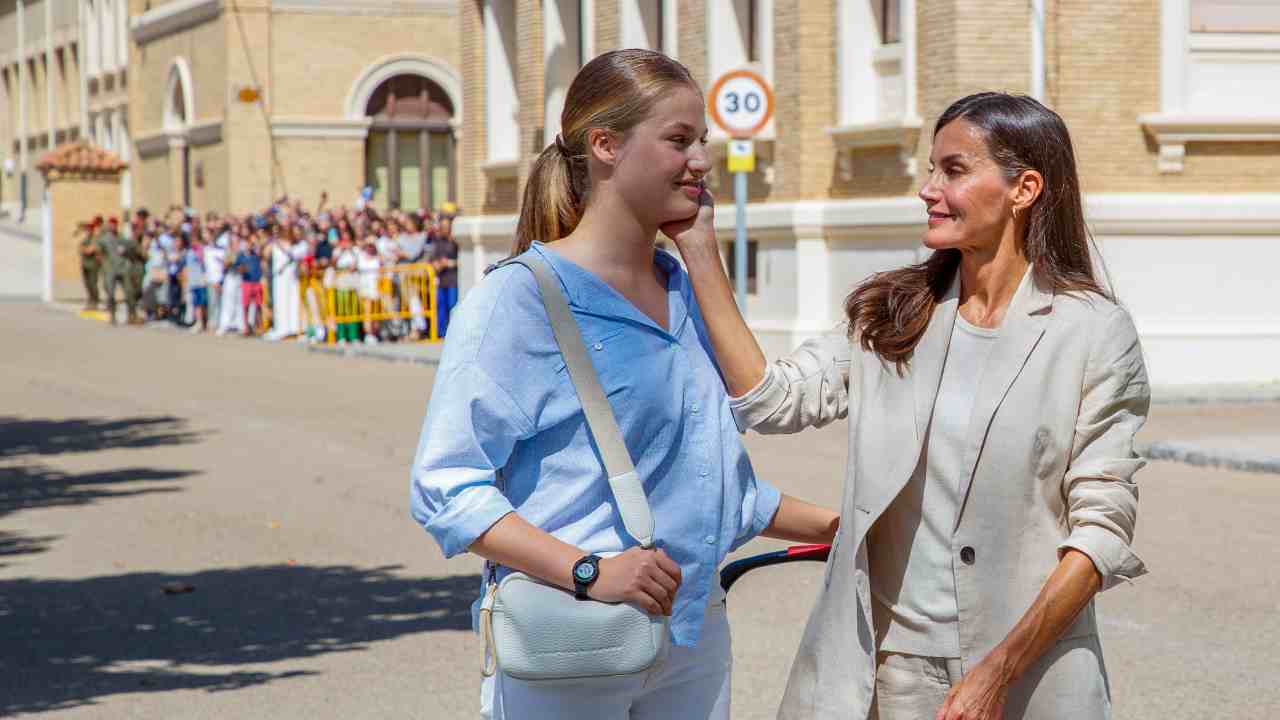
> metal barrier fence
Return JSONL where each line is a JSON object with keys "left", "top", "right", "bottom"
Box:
{"left": 298, "top": 262, "right": 440, "bottom": 344}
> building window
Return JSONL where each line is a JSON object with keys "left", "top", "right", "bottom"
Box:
{"left": 1182, "top": 0, "right": 1280, "bottom": 115}
{"left": 709, "top": 0, "right": 768, "bottom": 78}
{"left": 484, "top": 0, "right": 519, "bottom": 165}
{"left": 1142, "top": 0, "right": 1280, "bottom": 172}
{"left": 836, "top": 0, "right": 910, "bottom": 126}
{"left": 874, "top": 0, "right": 901, "bottom": 44}
{"left": 544, "top": 0, "right": 592, "bottom": 145}
{"left": 619, "top": 0, "right": 677, "bottom": 56}
{"left": 723, "top": 239, "right": 759, "bottom": 295}
{"left": 364, "top": 74, "right": 456, "bottom": 212}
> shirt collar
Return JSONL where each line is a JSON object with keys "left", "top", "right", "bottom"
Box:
{"left": 529, "top": 243, "right": 690, "bottom": 340}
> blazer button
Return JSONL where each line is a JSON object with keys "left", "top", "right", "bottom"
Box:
{"left": 960, "top": 546, "right": 976, "bottom": 565}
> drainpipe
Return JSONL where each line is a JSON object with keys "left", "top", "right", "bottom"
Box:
{"left": 1030, "top": 0, "right": 1046, "bottom": 102}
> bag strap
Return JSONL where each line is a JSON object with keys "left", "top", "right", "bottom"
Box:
{"left": 496, "top": 254, "right": 655, "bottom": 549}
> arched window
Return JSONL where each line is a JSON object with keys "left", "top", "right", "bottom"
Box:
{"left": 163, "top": 60, "right": 194, "bottom": 207}
{"left": 364, "top": 74, "right": 456, "bottom": 212}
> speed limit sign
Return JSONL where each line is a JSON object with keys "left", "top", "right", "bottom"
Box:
{"left": 707, "top": 69, "right": 775, "bottom": 139}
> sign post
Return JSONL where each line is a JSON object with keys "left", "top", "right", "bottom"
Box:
{"left": 708, "top": 69, "right": 774, "bottom": 310}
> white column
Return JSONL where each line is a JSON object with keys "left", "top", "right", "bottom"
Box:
{"left": 1160, "top": 0, "right": 1189, "bottom": 113}
{"left": 1030, "top": 0, "right": 1046, "bottom": 102}
{"left": 662, "top": 0, "right": 678, "bottom": 58}
{"left": 543, "top": 0, "right": 582, "bottom": 145}
{"left": 483, "top": 1, "right": 519, "bottom": 163}
{"left": 794, "top": 234, "right": 832, "bottom": 335}
{"left": 118, "top": 0, "right": 129, "bottom": 70}
{"left": 581, "top": 0, "right": 595, "bottom": 61}
{"left": 17, "top": 0, "right": 28, "bottom": 219}
{"left": 117, "top": 113, "right": 132, "bottom": 209}
{"left": 46, "top": 0, "right": 56, "bottom": 150}
{"left": 902, "top": 0, "right": 918, "bottom": 120}
{"left": 42, "top": 189, "right": 53, "bottom": 302}
{"left": 79, "top": 0, "right": 89, "bottom": 135}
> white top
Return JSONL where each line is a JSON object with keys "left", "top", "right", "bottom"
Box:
{"left": 204, "top": 245, "right": 227, "bottom": 284}
{"left": 357, "top": 252, "right": 382, "bottom": 298}
{"left": 869, "top": 312, "right": 1001, "bottom": 658}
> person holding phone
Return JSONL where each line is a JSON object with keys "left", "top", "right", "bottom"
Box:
{"left": 666, "top": 92, "right": 1149, "bottom": 720}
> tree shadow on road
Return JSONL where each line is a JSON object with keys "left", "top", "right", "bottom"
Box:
{"left": 0, "top": 563, "right": 481, "bottom": 716}
{"left": 0, "top": 465, "right": 194, "bottom": 521}
{"left": 0, "top": 415, "right": 202, "bottom": 563}
{"left": 0, "top": 415, "right": 200, "bottom": 459}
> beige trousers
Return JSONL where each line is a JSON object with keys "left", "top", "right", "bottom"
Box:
{"left": 871, "top": 652, "right": 962, "bottom": 720}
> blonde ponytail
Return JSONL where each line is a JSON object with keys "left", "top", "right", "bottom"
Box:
{"left": 512, "top": 136, "right": 586, "bottom": 255}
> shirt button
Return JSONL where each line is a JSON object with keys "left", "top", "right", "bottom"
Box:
{"left": 593, "top": 342, "right": 603, "bottom": 351}
{"left": 691, "top": 404, "right": 699, "bottom": 413}
{"left": 704, "top": 535, "right": 716, "bottom": 545}
{"left": 699, "top": 468, "right": 709, "bottom": 477}
{"left": 960, "top": 546, "right": 976, "bottom": 565}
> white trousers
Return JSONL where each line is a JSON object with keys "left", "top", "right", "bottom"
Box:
{"left": 482, "top": 594, "right": 732, "bottom": 720}
{"left": 272, "top": 271, "right": 301, "bottom": 336}
{"left": 219, "top": 275, "right": 245, "bottom": 331}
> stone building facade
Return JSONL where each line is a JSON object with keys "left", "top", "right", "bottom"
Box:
{"left": 2, "top": 0, "right": 463, "bottom": 221}
{"left": 1, "top": 0, "right": 130, "bottom": 221}
{"left": 125, "top": 0, "right": 462, "bottom": 216}
{"left": 452, "top": 0, "right": 1280, "bottom": 387}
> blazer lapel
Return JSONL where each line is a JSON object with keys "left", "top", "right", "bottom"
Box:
{"left": 955, "top": 270, "right": 1054, "bottom": 524}
{"left": 911, "top": 273, "right": 962, "bottom": 445}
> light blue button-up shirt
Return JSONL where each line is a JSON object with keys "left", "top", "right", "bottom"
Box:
{"left": 410, "top": 243, "right": 781, "bottom": 647}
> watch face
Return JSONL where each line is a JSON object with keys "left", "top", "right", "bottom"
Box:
{"left": 574, "top": 561, "right": 596, "bottom": 582}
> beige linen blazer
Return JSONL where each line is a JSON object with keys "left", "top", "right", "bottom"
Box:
{"left": 730, "top": 270, "right": 1150, "bottom": 720}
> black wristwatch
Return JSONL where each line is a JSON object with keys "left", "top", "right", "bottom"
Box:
{"left": 572, "top": 554, "right": 602, "bottom": 600}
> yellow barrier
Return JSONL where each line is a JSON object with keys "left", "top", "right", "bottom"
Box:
{"left": 302, "top": 262, "right": 440, "bottom": 345}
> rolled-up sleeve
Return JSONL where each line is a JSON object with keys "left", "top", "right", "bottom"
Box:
{"left": 1058, "top": 306, "right": 1151, "bottom": 591}
{"left": 728, "top": 327, "right": 853, "bottom": 434}
{"left": 410, "top": 363, "right": 535, "bottom": 558}
{"left": 730, "top": 476, "right": 783, "bottom": 552}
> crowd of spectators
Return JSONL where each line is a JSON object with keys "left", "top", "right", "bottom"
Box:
{"left": 86, "top": 190, "right": 461, "bottom": 344}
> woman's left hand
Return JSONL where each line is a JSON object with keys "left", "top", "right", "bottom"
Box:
{"left": 659, "top": 188, "right": 716, "bottom": 255}
{"left": 935, "top": 654, "right": 1011, "bottom": 720}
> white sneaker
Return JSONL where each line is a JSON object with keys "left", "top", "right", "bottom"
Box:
{"left": 338, "top": 339, "right": 348, "bottom": 347}
{"left": 364, "top": 335, "right": 379, "bottom": 345}
{"left": 189, "top": 324, "right": 202, "bottom": 334}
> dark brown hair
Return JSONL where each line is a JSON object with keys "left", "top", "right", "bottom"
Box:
{"left": 511, "top": 49, "right": 699, "bottom": 255}
{"left": 845, "top": 92, "right": 1109, "bottom": 368}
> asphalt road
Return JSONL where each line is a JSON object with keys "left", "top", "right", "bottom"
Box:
{"left": 2, "top": 301, "right": 1277, "bottom": 719}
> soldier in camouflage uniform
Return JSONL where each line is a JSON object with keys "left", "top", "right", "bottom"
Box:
{"left": 97, "top": 218, "right": 144, "bottom": 325}
{"left": 79, "top": 218, "right": 104, "bottom": 310}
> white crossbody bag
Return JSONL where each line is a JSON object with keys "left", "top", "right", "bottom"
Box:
{"left": 478, "top": 255, "right": 669, "bottom": 684}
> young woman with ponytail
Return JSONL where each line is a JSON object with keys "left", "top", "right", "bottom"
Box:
{"left": 667, "top": 92, "right": 1149, "bottom": 720}
{"left": 409, "top": 49, "right": 839, "bottom": 719}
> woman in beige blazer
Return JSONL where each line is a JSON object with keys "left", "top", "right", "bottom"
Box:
{"left": 661, "top": 92, "right": 1149, "bottom": 719}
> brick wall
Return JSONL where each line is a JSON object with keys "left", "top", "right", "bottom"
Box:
{"left": 1054, "top": 0, "right": 1280, "bottom": 192}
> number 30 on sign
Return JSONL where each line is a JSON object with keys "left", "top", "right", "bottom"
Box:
{"left": 707, "top": 69, "right": 775, "bottom": 139}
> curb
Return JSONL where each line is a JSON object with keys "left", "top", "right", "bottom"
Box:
{"left": 1151, "top": 382, "right": 1280, "bottom": 406}
{"left": 1139, "top": 440, "right": 1280, "bottom": 476}
{"left": 306, "top": 342, "right": 443, "bottom": 366}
